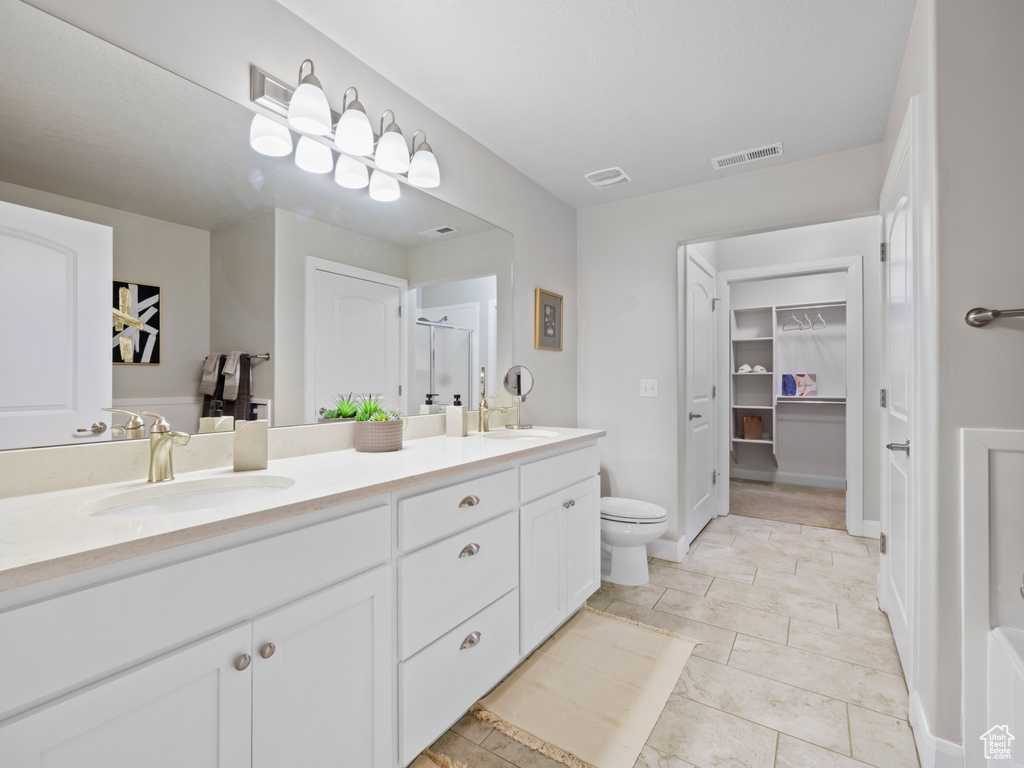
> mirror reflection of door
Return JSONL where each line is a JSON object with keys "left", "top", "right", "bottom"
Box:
{"left": 308, "top": 260, "right": 405, "bottom": 422}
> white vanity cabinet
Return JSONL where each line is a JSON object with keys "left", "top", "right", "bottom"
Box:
{"left": 519, "top": 445, "right": 602, "bottom": 654}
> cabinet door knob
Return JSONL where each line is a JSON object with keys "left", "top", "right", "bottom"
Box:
{"left": 260, "top": 642, "right": 276, "bottom": 659}
{"left": 234, "top": 654, "right": 251, "bottom": 671}
{"left": 569, "top": 499, "right": 576, "bottom": 506}
{"left": 459, "top": 495, "right": 481, "bottom": 508}
{"left": 459, "top": 542, "right": 481, "bottom": 558}
{"left": 460, "top": 631, "right": 481, "bottom": 650}
{"left": 563, "top": 501, "right": 570, "bottom": 509}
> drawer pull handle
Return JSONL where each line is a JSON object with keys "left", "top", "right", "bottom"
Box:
{"left": 460, "top": 631, "right": 482, "bottom": 650}
{"left": 459, "top": 495, "right": 481, "bottom": 508}
{"left": 260, "top": 642, "right": 276, "bottom": 659}
{"left": 234, "top": 654, "right": 251, "bottom": 671}
{"left": 459, "top": 543, "right": 481, "bottom": 558}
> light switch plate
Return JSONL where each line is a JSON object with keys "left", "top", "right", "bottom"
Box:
{"left": 640, "top": 380, "right": 658, "bottom": 397}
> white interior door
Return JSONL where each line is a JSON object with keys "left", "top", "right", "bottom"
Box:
{"left": 879, "top": 110, "right": 915, "bottom": 685}
{"left": 308, "top": 261, "right": 403, "bottom": 420}
{"left": 685, "top": 248, "right": 717, "bottom": 538}
{"left": 0, "top": 200, "right": 112, "bottom": 449}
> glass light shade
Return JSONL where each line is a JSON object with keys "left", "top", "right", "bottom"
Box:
{"left": 335, "top": 154, "right": 369, "bottom": 189}
{"left": 249, "top": 114, "right": 293, "bottom": 157}
{"left": 294, "top": 136, "right": 333, "bottom": 174}
{"left": 369, "top": 169, "right": 401, "bottom": 202}
{"left": 375, "top": 127, "right": 410, "bottom": 173}
{"left": 408, "top": 146, "right": 440, "bottom": 188}
{"left": 287, "top": 79, "right": 332, "bottom": 135}
{"left": 334, "top": 106, "right": 374, "bottom": 157}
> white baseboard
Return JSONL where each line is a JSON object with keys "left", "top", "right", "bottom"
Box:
{"left": 910, "top": 691, "right": 963, "bottom": 768}
{"left": 731, "top": 469, "right": 847, "bottom": 490}
{"left": 113, "top": 396, "right": 203, "bottom": 406}
{"left": 648, "top": 535, "right": 690, "bottom": 563}
{"left": 861, "top": 520, "right": 881, "bottom": 540}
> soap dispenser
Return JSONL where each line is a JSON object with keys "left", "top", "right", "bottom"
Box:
{"left": 420, "top": 393, "right": 441, "bottom": 415}
{"left": 198, "top": 400, "right": 234, "bottom": 433}
{"left": 446, "top": 394, "right": 468, "bottom": 437}
{"left": 233, "top": 402, "right": 268, "bottom": 471}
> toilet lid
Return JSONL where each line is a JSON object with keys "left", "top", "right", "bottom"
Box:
{"left": 600, "top": 496, "right": 668, "bottom": 523}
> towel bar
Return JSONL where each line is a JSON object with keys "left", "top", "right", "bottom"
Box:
{"left": 201, "top": 352, "right": 271, "bottom": 361}
{"left": 964, "top": 307, "right": 1024, "bottom": 327}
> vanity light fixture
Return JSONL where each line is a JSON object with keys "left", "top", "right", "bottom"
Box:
{"left": 369, "top": 169, "right": 401, "bottom": 202}
{"left": 407, "top": 131, "right": 440, "bottom": 189}
{"left": 334, "top": 87, "right": 374, "bottom": 157}
{"left": 287, "top": 59, "right": 332, "bottom": 135}
{"left": 335, "top": 153, "right": 369, "bottom": 189}
{"left": 374, "top": 110, "right": 410, "bottom": 173}
{"left": 294, "top": 135, "right": 334, "bottom": 174}
{"left": 249, "top": 114, "right": 293, "bottom": 157}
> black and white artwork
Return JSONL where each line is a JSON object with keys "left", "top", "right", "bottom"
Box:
{"left": 112, "top": 280, "right": 160, "bottom": 364}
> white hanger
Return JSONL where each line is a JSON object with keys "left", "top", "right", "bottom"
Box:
{"left": 801, "top": 313, "right": 812, "bottom": 330}
{"left": 782, "top": 314, "right": 802, "bottom": 331}
{"left": 812, "top": 313, "right": 826, "bottom": 330}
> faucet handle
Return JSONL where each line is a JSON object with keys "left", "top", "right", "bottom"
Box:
{"left": 139, "top": 411, "right": 171, "bottom": 434}
{"left": 102, "top": 408, "right": 146, "bottom": 431}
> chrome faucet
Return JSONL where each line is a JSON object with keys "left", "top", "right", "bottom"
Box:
{"left": 479, "top": 396, "right": 509, "bottom": 432}
{"left": 140, "top": 412, "right": 190, "bottom": 482}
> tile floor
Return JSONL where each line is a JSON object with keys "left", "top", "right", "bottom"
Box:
{"left": 428, "top": 512, "right": 920, "bottom": 768}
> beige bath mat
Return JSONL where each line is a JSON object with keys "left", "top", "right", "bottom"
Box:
{"left": 411, "top": 750, "right": 469, "bottom": 768}
{"left": 473, "top": 606, "right": 697, "bottom": 768}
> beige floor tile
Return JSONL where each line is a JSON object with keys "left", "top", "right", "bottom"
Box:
{"left": 775, "top": 734, "right": 880, "bottom": 768}
{"left": 691, "top": 530, "right": 736, "bottom": 547}
{"left": 647, "top": 694, "right": 778, "bottom": 768}
{"left": 602, "top": 599, "right": 738, "bottom": 664}
{"left": 666, "top": 552, "right": 758, "bottom": 585}
{"left": 587, "top": 593, "right": 615, "bottom": 611}
{"left": 728, "top": 635, "right": 909, "bottom": 718}
{"left": 692, "top": 540, "right": 798, "bottom": 575}
{"left": 848, "top": 705, "right": 921, "bottom": 768}
{"left": 634, "top": 744, "right": 695, "bottom": 768}
{"left": 430, "top": 730, "right": 517, "bottom": 768}
{"left": 837, "top": 604, "right": 894, "bottom": 641}
{"left": 798, "top": 526, "right": 872, "bottom": 557}
{"left": 767, "top": 529, "right": 844, "bottom": 556}
{"left": 592, "top": 581, "right": 667, "bottom": 610}
{"left": 674, "top": 656, "right": 851, "bottom": 754}
{"left": 449, "top": 712, "right": 496, "bottom": 744}
{"left": 648, "top": 563, "right": 713, "bottom": 596}
{"left": 708, "top": 514, "right": 803, "bottom": 536}
{"left": 480, "top": 729, "right": 567, "bottom": 768}
{"left": 706, "top": 579, "right": 838, "bottom": 628}
{"left": 833, "top": 551, "right": 880, "bottom": 576}
{"left": 796, "top": 559, "right": 876, "bottom": 587}
{"left": 753, "top": 569, "right": 880, "bottom": 611}
{"left": 787, "top": 619, "right": 904, "bottom": 676}
{"left": 655, "top": 587, "right": 790, "bottom": 644}
{"left": 737, "top": 535, "right": 835, "bottom": 565}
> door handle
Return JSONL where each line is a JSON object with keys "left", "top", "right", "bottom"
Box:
{"left": 688, "top": 412, "right": 702, "bottom": 420}
{"left": 75, "top": 421, "right": 107, "bottom": 436}
{"left": 886, "top": 439, "right": 910, "bottom": 456}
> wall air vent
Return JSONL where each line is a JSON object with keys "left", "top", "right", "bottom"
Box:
{"left": 584, "top": 166, "right": 631, "bottom": 189}
{"left": 711, "top": 142, "right": 784, "bottom": 171}
{"left": 418, "top": 225, "right": 458, "bottom": 238}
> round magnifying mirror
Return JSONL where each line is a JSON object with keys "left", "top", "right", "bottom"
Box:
{"left": 504, "top": 365, "right": 534, "bottom": 399}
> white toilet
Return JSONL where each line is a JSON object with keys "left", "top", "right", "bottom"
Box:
{"left": 600, "top": 497, "right": 669, "bottom": 586}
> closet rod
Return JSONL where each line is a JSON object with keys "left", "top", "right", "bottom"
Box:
{"left": 775, "top": 301, "right": 846, "bottom": 313}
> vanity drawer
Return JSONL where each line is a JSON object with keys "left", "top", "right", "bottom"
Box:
{"left": 0, "top": 503, "right": 390, "bottom": 720}
{"left": 399, "top": 588, "right": 519, "bottom": 765}
{"left": 520, "top": 444, "right": 600, "bottom": 503}
{"left": 398, "top": 511, "right": 518, "bottom": 659}
{"left": 398, "top": 467, "right": 517, "bottom": 551}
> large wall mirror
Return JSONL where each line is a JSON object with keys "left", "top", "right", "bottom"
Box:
{"left": 0, "top": 0, "right": 513, "bottom": 451}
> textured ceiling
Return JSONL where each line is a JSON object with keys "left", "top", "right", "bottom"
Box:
{"left": 276, "top": 0, "right": 915, "bottom": 209}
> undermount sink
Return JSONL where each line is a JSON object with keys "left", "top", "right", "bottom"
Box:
{"left": 83, "top": 475, "right": 295, "bottom": 519}
{"left": 482, "top": 429, "right": 559, "bottom": 440}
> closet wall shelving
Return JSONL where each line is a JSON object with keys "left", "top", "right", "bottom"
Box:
{"left": 730, "top": 301, "right": 848, "bottom": 463}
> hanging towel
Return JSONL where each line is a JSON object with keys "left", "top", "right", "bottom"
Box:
{"left": 199, "top": 354, "right": 222, "bottom": 396}
{"left": 222, "top": 351, "right": 243, "bottom": 401}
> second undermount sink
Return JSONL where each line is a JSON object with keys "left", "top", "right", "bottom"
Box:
{"left": 83, "top": 475, "right": 295, "bottom": 519}
{"left": 483, "top": 429, "right": 559, "bottom": 440}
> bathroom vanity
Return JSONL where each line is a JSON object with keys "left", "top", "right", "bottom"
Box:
{"left": 0, "top": 428, "right": 603, "bottom": 768}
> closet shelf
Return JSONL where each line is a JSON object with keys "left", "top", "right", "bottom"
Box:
{"left": 731, "top": 438, "right": 774, "bottom": 445}
{"left": 732, "top": 405, "right": 773, "bottom": 410}
{"left": 733, "top": 371, "right": 772, "bottom": 376}
{"left": 776, "top": 396, "right": 846, "bottom": 403}
{"left": 732, "top": 336, "right": 773, "bottom": 342}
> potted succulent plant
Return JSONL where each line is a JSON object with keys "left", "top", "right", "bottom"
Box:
{"left": 353, "top": 395, "right": 406, "bottom": 453}
{"left": 318, "top": 393, "right": 359, "bottom": 423}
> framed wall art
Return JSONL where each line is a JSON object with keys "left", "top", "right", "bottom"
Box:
{"left": 535, "top": 288, "right": 562, "bottom": 351}
{"left": 112, "top": 280, "right": 160, "bottom": 364}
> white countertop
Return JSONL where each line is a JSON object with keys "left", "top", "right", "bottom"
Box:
{"left": 0, "top": 427, "right": 604, "bottom": 592}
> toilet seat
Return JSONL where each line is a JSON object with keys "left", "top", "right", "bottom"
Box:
{"left": 600, "top": 497, "right": 668, "bottom": 525}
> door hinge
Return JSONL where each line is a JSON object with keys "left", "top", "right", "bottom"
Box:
{"left": 398, "top": 385, "right": 402, "bottom": 396}
{"left": 879, "top": 532, "right": 887, "bottom": 554}
{"left": 880, "top": 243, "right": 887, "bottom": 262}
{"left": 712, "top": 469, "right": 718, "bottom": 485}
{"left": 712, "top": 385, "right": 717, "bottom": 399}
{"left": 398, "top": 305, "right": 402, "bottom": 317}
{"left": 712, "top": 297, "right": 718, "bottom": 311}
{"left": 880, "top": 388, "right": 887, "bottom": 408}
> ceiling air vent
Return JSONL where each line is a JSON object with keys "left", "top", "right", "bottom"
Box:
{"left": 711, "top": 142, "right": 784, "bottom": 171}
{"left": 418, "top": 225, "right": 458, "bottom": 238}
{"left": 584, "top": 167, "right": 631, "bottom": 189}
